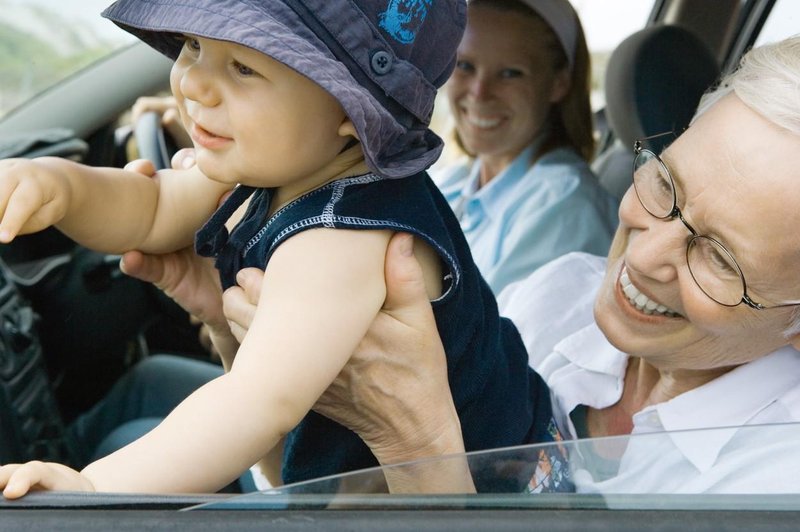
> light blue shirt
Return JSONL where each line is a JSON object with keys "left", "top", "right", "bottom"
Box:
{"left": 434, "top": 145, "right": 619, "bottom": 294}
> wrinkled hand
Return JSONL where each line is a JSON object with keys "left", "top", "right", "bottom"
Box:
{"left": 222, "top": 268, "right": 262, "bottom": 344}
{"left": 314, "top": 233, "right": 462, "bottom": 465}
{"left": 0, "top": 157, "right": 71, "bottom": 243}
{"left": 119, "top": 151, "right": 238, "bottom": 368}
{"left": 191, "top": 315, "right": 221, "bottom": 360}
{"left": 223, "top": 233, "right": 464, "bottom": 466}
{"left": 131, "top": 95, "right": 192, "bottom": 149}
{"left": 120, "top": 245, "right": 224, "bottom": 331}
{"left": 0, "top": 462, "right": 95, "bottom": 499}
{"left": 120, "top": 152, "right": 226, "bottom": 331}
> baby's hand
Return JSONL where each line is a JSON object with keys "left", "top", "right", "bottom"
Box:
{"left": 0, "top": 461, "right": 95, "bottom": 499}
{"left": 0, "top": 158, "right": 71, "bottom": 243}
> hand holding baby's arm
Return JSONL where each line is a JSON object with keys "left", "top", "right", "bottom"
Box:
{"left": 0, "top": 158, "right": 74, "bottom": 243}
{"left": 0, "top": 462, "right": 95, "bottom": 499}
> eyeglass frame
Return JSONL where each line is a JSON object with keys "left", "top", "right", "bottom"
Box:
{"left": 632, "top": 132, "right": 800, "bottom": 311}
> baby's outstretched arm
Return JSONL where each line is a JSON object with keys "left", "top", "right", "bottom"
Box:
{"left": 0, "top": 157, "right": 231, "bottom": 253}
{"left": 1, "top": 228, "right": 391, "bottom": 495}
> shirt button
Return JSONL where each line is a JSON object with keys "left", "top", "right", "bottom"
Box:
{"left": 371, "top": 51, "right": 392, "bottom": 75}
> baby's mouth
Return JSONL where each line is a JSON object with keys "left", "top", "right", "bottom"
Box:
{"left": 620, "top": 267, "right": 682, "bottom": 318}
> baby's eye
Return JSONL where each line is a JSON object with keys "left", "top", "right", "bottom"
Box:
{"left": 233, "top": 61, "right": 255, "bottom": 77}
{"left": 184, "top": 37, "right": 201, "bottom": 51}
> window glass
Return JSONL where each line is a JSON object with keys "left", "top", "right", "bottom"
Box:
{"left": 571, "top": 0, "right": 656, "bottom": 110}
{"left": 0, "top": 0, "right": 135, "bottom": 118}
{"left": 754, "top": 0, "right": 800, "bottom": 46}
{"left": 196, "top": 423, "right": 800, "bottom": 511}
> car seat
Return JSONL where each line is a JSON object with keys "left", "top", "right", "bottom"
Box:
{"left": 592, "top": 25, "right": 721, "bottom": 201}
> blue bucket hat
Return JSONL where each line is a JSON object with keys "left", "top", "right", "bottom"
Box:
{"left": 102, "top": 0, "right": 467, "bottom": 179}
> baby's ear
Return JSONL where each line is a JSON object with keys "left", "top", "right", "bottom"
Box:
{"left": 338, "top": 117, "right": 359, "bottom": 140}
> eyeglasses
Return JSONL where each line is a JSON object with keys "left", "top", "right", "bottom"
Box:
{"left": 632, "top": 134, "right": 800, "bottom": 310}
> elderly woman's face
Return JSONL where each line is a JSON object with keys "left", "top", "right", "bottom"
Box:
{"left": 594, "top": 94, "right": 800, "bottom": 371}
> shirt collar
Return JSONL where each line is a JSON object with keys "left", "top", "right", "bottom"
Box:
{"left": 551, "top": 322, "right": 629, "bottom": 434}
{"left": 461, "top": 133, "right": 549, "bottom": 213}
{"left": 555, "top": 323, "right": 800, "bottom": 473}
{"left": 556, "top": 322, "right": 628, "bottom": 376}
{"left": 654, "top": 346, "right": 800, "bottom": 472}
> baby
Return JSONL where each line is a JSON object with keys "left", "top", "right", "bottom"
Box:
{"left": 0, "top": 0, "right": 563, "bottom": 496}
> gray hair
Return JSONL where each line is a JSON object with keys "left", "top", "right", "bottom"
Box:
{"left": 691, "top": 36, "right": 800, "bottom": 338}
{"left": 692, "top": 35, "right": 800, "bottom": 134}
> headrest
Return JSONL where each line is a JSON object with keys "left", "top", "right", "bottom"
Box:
{"left": 604, "top": 25, "right": 720, "bottom": 153}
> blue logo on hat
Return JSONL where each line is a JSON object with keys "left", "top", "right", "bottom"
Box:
{"left": 378, "top": 0, "right": 432, "bottom": 44}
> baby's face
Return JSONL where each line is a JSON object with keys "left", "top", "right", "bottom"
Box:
{"left": 170, "top": 36, "right": 357, "bottom": 189}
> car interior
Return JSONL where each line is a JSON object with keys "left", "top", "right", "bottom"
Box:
{"left": 0, "top": 0, "right": 798, "bottom": 529}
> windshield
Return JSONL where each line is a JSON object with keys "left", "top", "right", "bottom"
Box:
{"left": 195, "top": 423, "right": 800, "bottom": 511}
{"left": 0, "top": 0, "right": 135, "bottom": 119}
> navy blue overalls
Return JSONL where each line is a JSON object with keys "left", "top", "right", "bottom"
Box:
{"left": 196, "top": 172, "right": 556, "bottom": 487}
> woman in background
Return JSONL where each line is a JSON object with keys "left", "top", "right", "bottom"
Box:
{"left": 436, "top": 0, "right": 618, "bottom": 294}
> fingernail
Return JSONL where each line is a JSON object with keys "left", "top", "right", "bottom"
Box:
{"left": 181, "top": 155, "right": 196, "bottom": 169}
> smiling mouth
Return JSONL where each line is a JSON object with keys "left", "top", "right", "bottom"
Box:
{"left": 462, "top": 111, "right": 502, "bottom": 129}
{"left": 195, "top": 123, "right": 226, "bottom": 138}
{"left": 619, "top": 267, "right": 682, "bottom": 318}
{"left": 190, "top": 123, "right": 231, "bottom": 149}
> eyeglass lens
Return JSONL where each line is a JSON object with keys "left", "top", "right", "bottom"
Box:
{"left": 633, "top": 149, "right": 747, "bottom": 307}
{"left": 632, "top": 150, "right": 674, "bottom": 218}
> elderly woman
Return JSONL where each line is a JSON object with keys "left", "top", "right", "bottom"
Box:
{"left": 217, "top": 35, "right": 800, "bottom": 494}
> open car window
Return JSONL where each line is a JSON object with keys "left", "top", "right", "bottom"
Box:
{"left": 195, "top": 422, "right": 800, "bottom": 511}
{"left": 755, "top": 0, "right": 799, "bottom": 46}
{"left": 0, "top": 0, "right": 135, "bottom": 119}
{"left": 572, "top": 0, "right": 657, "bottom": 110}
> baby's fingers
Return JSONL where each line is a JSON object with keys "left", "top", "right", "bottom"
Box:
{"left": 0, "top": 463, "right": 19, "bottom": 490}
{"left": 0, "top": 180, "right": 57, "bottom": 243}
{"left": 1, "top": 462, "right": 40, "bottom": 499}
{"left": 1, "top": 462, "right": 93, "bottom": 499}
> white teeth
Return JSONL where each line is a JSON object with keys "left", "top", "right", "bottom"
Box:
{"left": 619, "top": 268, "right": 680, "bottom": 317}
{"left": 465, "top": 114, "right": 501, "bottom": 128}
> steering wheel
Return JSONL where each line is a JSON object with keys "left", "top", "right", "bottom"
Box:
{"left": 134, "top": 111, "right": 172, "bottom": 170}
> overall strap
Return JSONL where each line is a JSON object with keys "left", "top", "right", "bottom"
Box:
{"left": 195, "top": 185, "right": 257, "bottom": 258}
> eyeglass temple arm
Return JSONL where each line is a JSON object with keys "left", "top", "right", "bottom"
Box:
{"left": 634, "top": 131, "right": 677, "bottom": 152}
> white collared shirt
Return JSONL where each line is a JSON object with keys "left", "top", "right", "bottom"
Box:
{"left": 498, "top": 252, "right": 800, "bottom": 493}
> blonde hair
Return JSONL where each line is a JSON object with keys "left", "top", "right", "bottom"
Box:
{"left": 547, "top": 18, "right": 594, "bottom": 162}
